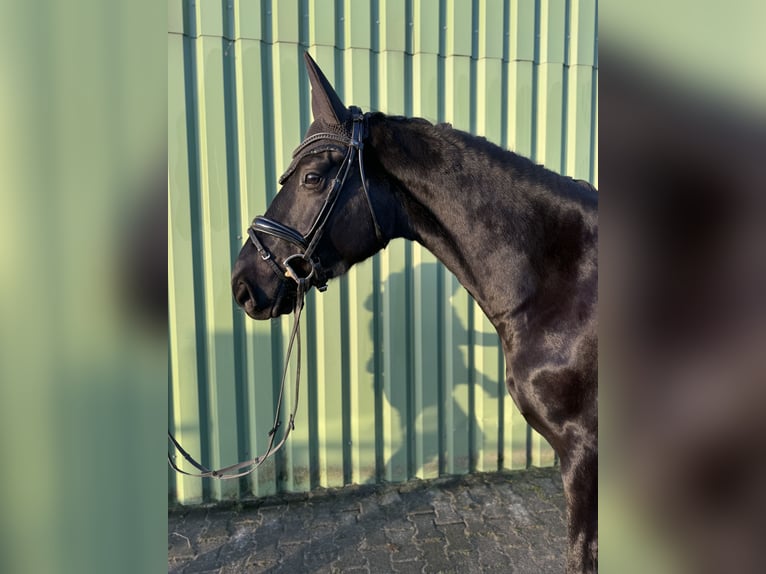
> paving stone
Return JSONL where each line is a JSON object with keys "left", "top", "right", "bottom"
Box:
{"left": 384, "top": 525, "right": 416, "bottom": 542}
{"left": 246, "top": 557, "right": 279, "bottom": 571}
{"left": 168, "top": 468, "right": 567, "bottom": 573}
{"left": 170, "top": 513, "right": 209, "bottom": 548}
{"left": 478, "top": 546, "right": 512, "bottom": 571}
{"left": 391, "top": 559, "right": 425, "bottom": 573}
{"left": 397, "top": 478, "right": 426, "bottom": 494}
{"left": 168, "top": 557, "right": 187, "bottom": 574}
{"left": 252, "top": 542, "right": 280, "bottom": 563}
{"left": 257, "top": 504, "right": 287, "bottom": 526}
{"left": 431, "top": 497, "right": 463, "bottom": 525}
{"left": 409, "top": 513, "right": 443, "bottom": 542}
{"left": 205, "top": 510, "right": 237, "bottom": 536}
{"left": 183, "top": 548, "right": 224, "bottom": 573}
{"left": 334, "top": 510, "right": 359, "bottom": 527}
{"left": 358, "top": 497, "right": 380, "bottom": 516}
{"left": 278, "top": 520, "right": 310, "bottom": 544}
{"left": 251, "top": 522, "right": 281, "bottom": 549}
{"left": 385, "top": 516, "right": 417, "bottom": 532}
{"left": 446, "top": 549, "right": 485, "bottom": 574}
{"left": 196, "top": 536, "right": 227, "bottom": 556}
{"left": 507, "top": 552, "right": 546, "bottom": 574}
{"left": 459, "top": 509, "right": 486, "bottom": 534}
{"left": 365, "top": 548, "right": 394, "bottom": 573}
{"left": 333, "top": 544, "right": 368, "bottom": 570}
{"left": 418, "top": 539, "right": 452, "bottom": 573}
{"left": 168, "top": 531, "right": 195, "bottom": 559}
{"left": 217, "top": 536, "right": 255, "bottom": 565}
{"left": 388, "top": 541, "right": 421, "bottom": 563}
{"left": 219, "top": 556, "right": 251, "bottom": 573}
{"left": 378, "top": 489, "right": 402, "bottom": 507}
{"left": 452, "top": 489, "right": 478, "bottom": 512}
{"left": 489, "top": 523, "right": 533, "bottom": 548}
{"left": 362, "top": 525, "right": 387, "bottom": 547}
{"left": 439, "top": 523, "right": 471, "bottom": 552}
{"left": 305, "top": 541, "right": 339, "bottom": 570}
{"left": 168, "top": 511, "right": 186, "bottom": 532}
{"left": 404, "top": 499, "right": 434, "bottom": 515}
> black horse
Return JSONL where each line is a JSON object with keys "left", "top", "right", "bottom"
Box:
{"left": 232, "top": 53, "right": 598, "bottom": 573}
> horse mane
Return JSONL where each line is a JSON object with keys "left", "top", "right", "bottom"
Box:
{"left": 367, "top": 112, "right": 597, "bottom": 207}
{"left": 366, "top": 111, "right": 598, "bottom": 288}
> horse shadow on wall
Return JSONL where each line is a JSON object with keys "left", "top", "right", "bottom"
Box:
{"left": 361, "top": 260, "right": 511, "bottom": 480}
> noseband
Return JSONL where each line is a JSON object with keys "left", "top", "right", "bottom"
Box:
{"left": 247, "top": 106, "right": 385, "bottom": 294}
{"left": 168, "top": 106, "right": 385, "bottom": 480}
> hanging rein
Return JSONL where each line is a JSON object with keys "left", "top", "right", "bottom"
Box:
{"left": 167, "top": 107, "right": 382, "bottom": 479}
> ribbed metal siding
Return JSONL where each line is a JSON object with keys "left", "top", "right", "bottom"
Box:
{"left": 168, "top": 0, "right": 598, "bottom": 504}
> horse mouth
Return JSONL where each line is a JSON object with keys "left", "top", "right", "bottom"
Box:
{"left": 270, "top": 286, "right": 296, "bottom": 318}
{"left": 233, "top": 279, "right": 294, "bottom": 320}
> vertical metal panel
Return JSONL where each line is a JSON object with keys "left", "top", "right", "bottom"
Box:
{"left": 168, "top": 0, "right": 598, "bottom": 504}
{"left": 169, "top": 30, "right": 204, "bottom": 504}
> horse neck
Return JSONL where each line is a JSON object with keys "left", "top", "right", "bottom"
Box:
{"left": 369, "top": 116, "right": 596, "bottom": 332}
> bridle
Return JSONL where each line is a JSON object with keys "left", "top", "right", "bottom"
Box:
{"left": 167, "top": 106, "right": 385, "bottom": 479}
{"left": 248, "top": 106, "right": 384, "bottom": 294}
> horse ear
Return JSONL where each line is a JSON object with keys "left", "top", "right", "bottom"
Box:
{"left": 304, "top": 52, "right": 350, "bottom": 125}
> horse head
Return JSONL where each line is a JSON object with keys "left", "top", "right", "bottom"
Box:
{"left": 232, "top": 53, "right": 396, "bottom": 319}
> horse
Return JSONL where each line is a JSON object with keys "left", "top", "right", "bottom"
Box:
{"left": 231, "top": 53, "right": 598, "bottom": 574}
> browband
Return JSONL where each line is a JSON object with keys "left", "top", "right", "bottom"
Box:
{"left": 278, "top": 143, "right": 348, "bottom": 185}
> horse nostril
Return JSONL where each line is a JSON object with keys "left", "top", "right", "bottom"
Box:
{"left": 233, "top": 280, "right": 254, "bottom": 310}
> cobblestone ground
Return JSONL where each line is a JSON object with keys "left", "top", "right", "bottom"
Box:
{"left": 168, "top": 467, "right": 567, "bottom": 573}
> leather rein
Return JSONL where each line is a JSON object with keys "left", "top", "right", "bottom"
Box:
{"left": 168, "top": 106, "right": 383, "bottom": 480}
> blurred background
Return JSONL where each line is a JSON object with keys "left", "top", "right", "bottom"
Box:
{"left": 1, "top": 1, "right": 764, "bottom": 573}
{"left": 0, "top": 1, "right": 166, "bottom": 573}
{"left": 599, "top": 1, "right": 766, "bottom": 573}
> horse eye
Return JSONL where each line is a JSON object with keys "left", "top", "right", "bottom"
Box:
{"left": 303, "top": 173, "right": 322, "bottom": 186}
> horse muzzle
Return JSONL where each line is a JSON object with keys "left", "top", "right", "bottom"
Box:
{"left": 231, "top": 265, "right": 293, "bottom": 320}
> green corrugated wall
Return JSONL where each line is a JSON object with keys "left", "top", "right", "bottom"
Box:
{"left": 168, "top": 0, "right": 598, "bottom": 504}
